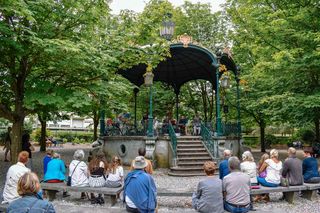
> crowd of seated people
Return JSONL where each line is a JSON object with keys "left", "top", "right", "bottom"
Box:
{"left": 3, "top": 145, "right": 320, "bottom": 213}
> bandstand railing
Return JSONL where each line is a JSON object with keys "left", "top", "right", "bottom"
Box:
{"left": 200, "top": 123, "right": 218, "bottom": 159}
{"left": 222, "top": 122, "right": 239, "bottom": 137}
{"left": 168, "top": 123, "right": 177, "bottom": 158}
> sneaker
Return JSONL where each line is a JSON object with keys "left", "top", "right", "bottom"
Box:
{"left": 91, "top": 198, "right": 97, "bottom": 204}
{"left": 4, "top": 159, "right": 9, "bottom": 162}
{"left": 62, "top": 192, "right": 70, "bottom": 198}
{"left": 97, "top": 197, "right": 105, "bottom": 205}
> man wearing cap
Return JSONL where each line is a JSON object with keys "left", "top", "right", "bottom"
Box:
{"left": 124, "top": 156, "right": 157, "bottom": 213}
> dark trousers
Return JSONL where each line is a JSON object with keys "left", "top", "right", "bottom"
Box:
{"left": 126, "top": 205, "right": 140, "bottom": 213}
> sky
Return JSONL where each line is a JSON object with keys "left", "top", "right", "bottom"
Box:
{"left": 110, "top": 0, "right": 226, "bottom": 14}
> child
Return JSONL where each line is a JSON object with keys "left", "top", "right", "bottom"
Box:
{"left": 258, "top": 153, "right": 269, "bottom": 178}
{"left": 106, "top": 156, "right": 123, "bottom": 188}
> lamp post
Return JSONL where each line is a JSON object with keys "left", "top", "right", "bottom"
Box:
{"left": 160, "top": 13, "right": 175, "bottom": 41}
{"left": 144, "top": 67, "right": 154, "bottom": 137}
{"left": 99, "top": 98, "right": 105, "bottom": 136}
{"left": 133, "top": 88, "right": 139, "bottom": 130}
{"left": 235, "top": 68, "right": 242, "bottom": 137}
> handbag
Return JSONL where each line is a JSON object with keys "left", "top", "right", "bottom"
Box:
{"left": 67, "top": 161, "right": 81, "bottom": 186}
{"left": 280, "top": 177, "right": 289, "bottom": 187}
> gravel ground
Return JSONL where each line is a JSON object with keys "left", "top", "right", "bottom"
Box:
{"left": 1, "top": 144, "right": 320, "bottom": 213}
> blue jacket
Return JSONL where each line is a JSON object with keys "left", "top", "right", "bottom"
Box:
{"left": 43, "top": 156, "right": 52, "bottom": 175}
{"left": 219, "top": 159, "right": 230, "bottom": 179}
{"left": 7, "top": 194, "right": 55, "bottom": 213}
{"left": 124, "top": 170, "right": 157, "bottom": 213}
{"left": 303, "top": 157, "right": 320, "bottom": 181}
{"left": 44, "top": 159, "right": 66, "bottom": 181}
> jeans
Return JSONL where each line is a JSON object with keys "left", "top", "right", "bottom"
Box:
{"left": 224, "top": 201, "right": 251, "bottom": 213}
{"left": 304, "top": 177, "right": 320, "bottom": 183}
{"left": 257, "top": 177, "right": 279, "bottom": 187}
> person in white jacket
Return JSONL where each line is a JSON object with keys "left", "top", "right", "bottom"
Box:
{"left": 69, "top": 149, "right": 89, "bottom": 199}
{"left": 2, "top": 151, "right": 30, "bottom": 203}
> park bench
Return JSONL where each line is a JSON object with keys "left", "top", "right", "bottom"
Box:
{"left": 158, "top": 183, "right": 320, "bottom": 204}
{"left": 40, "top": 182, "right": 123, "bottom": 206}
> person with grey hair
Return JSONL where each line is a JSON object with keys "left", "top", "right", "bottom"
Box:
{"left": 223, "top": 156, "right": 251, "bottom": 213}
{"left": 282, "top": 147, "right": 303, "bottom": 186}
{"left": 240, "top": 151, "right": 258, "bottom": 186}
{"left": 219, "top": 149, "right": 231, "bottom": 179}
{"left": 69, "top": 150, "right": 89, "bottom": 199}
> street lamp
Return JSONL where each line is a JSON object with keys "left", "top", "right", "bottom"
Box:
{"left": 144, "top": 65, "right": 154, "bottom": 137}
{"left": 160, "top": 13, "right": 175, "bottom": 40}
{"left": 220, "top": 73, "right": 230, "bottom": 88}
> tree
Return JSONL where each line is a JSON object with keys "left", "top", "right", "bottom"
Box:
{"left": 225, "top": 0, "right": 320, "bottom": 148}
{"left": 0, "top": 0, "right": 116, "bottom": 162}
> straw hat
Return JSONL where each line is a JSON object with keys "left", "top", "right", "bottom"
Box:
{"left": 133, "top": 156, "right": 148, "bottom": 169}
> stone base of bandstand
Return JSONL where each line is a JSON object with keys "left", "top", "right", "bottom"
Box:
{"left": 100, "top": 136, "right": 243, "bottom": 167}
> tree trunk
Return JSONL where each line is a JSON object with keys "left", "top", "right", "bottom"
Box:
{"left": 11, "top": 117, "right": 24, "bottom": 163}
{"left": 93, "top": 110, "right": 99, "bottom": 141}
{"left": 260, "top": 119, "right": 266, "bottom": 153}
{"left": 39, "top": 119, "right": 47, "bottom": 152}
{"left": 315, "top": 117, "right": 320, "bottom": 143}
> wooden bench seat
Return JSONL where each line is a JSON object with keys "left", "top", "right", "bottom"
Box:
{"left": 40, "top": 182, "right": 123, "bottom": 206}
{"left": 158, "top": 183, "right": 320, "bottom": 204}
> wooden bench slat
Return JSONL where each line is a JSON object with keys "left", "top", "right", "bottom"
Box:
{"left": 250, "top": 185, "right": 307, "bottom": 195}
{"left": 41, "top": 183, "right": 122, "bottom": 195}
{"left": 304, "top": 183, "right": 320, "bottom": 190}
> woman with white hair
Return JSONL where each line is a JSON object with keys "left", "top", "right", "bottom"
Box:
{"left": 69, "top": 150, "right": 89, "bottom": 199}
{"left": 240, "top": 151, "right": 258, "bottom": 186}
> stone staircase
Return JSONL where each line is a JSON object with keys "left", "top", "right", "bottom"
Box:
{"left": 168, "top": 136, "right": 213, "bottom": 176}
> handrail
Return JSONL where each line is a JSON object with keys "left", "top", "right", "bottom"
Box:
{"left": 168, "top": 123, "right": 177, "bottom": 158}
{"left": 200, "top": 123, "right": 218, "bottom": 159}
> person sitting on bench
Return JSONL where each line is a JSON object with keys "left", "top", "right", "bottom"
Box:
{"left": 223, "top": 157, "right": 251, "bottom": 213}
{"left": 302, "top": 147, "right": 320, "bottom": 184}
{"left": 7, "top": 172, "right": 55, "bottom": 213}
{"left": 44, "top": 153, "right": 69, "bottom": 197}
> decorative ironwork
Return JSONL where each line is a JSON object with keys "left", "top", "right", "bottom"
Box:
{"left": 178, "top": 33, "right": 192, "bottom": 48}
{"left": 168, "top": 123, "right": 177, "bottom": 158}
{"left": 200, "top": 123, "right": 218, "bottom": 158}
{"left": 222, "top": 122, "right": 239, "bottom": 137}
{"left": 105, "top": 124, "right": 145, "bottom": 136}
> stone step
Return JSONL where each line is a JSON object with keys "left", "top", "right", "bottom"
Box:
{"left": 177, "top": 148, "right": 207, "bottom": 152}
{"left": 178, "top": 156, "right": 212, "bottom": 161}
{"left": 178, "top": 161, "right": 207, "bottom": 166}
{"left": 177, "top": 144, "right": 204, "bottom": 148}
{"left": 176, "top": 142, "right": 202, "bottom": 144}
{"left": 177, "top": 136, "right": 202, "bottom": 140}
{"left": 168, "top": 171, "right": 206, "bottom": 176}
{"left": 170, "top": 166, "right": 203, "bottom": 171}
{"left": 177, "top": 152, "right": 210, "bottom": 156}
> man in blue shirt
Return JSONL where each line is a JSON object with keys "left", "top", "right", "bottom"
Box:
{"left": 302, "top": 147, "right": 320, "bottom": 183}
{"left": 219, "top": 149, "right": 231, "bottom": 179}
{"left": 124, "top": 156, "right": 157, "bottom": 213}
{"left": 43, "top": 150, "right": 53, "bottom": 175}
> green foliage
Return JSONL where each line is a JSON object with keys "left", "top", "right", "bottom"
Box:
{"left": 31, "top": 128, "right": 52, "bottom": 142}
{"left": 291, "top": 128, "right": 315, "bottom": 144}
{"left": 52, "top": 131, "right": 93, "bottom": 143}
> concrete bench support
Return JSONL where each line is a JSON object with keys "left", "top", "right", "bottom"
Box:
{"left": 301, "top": 190, "right": 313, "bottom": 200}
{"left": 283, "top": 191, "right": 294, "bottom": 204}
